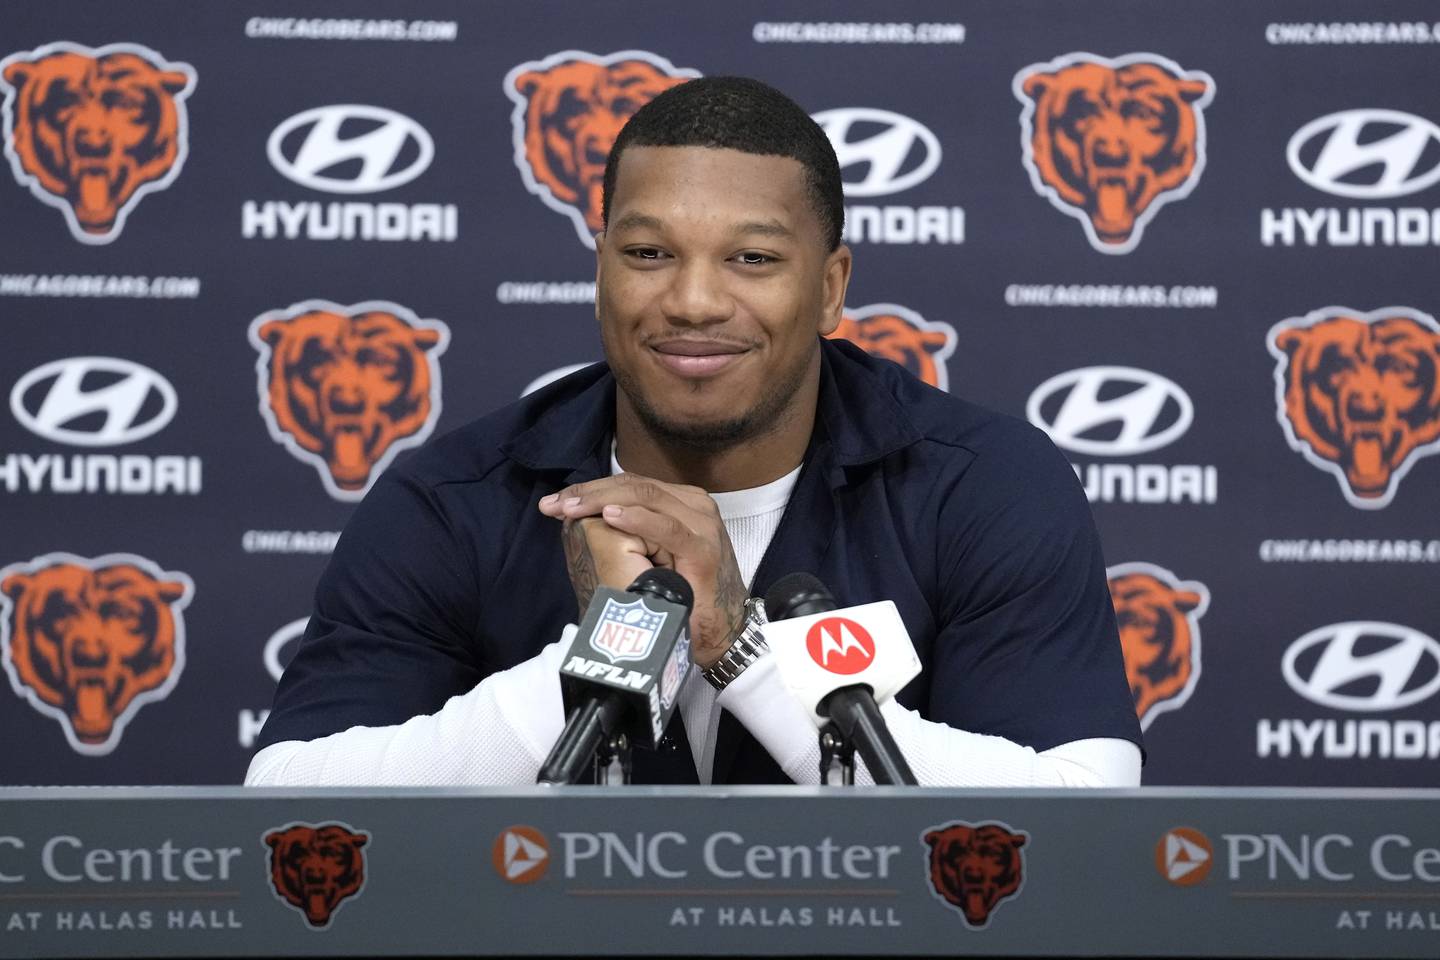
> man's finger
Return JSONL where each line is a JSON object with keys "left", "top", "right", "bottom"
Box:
{"left": 538, "top": 473, "right": 671, "bottom": 517}
{"left": 599, "top": 503, "right": 707, "bottom": 566}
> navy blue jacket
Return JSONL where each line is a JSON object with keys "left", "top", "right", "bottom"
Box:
{"left": 258, "top": 338, "right": 1142, "bottom": 782}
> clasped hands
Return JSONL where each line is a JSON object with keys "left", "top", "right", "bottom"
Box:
{"left": 539, "top": 474, "right": 747, "bottom": 669}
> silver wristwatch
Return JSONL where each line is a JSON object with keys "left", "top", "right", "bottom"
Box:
{"left": 702, "top": 597, "right": 769, "bottom": 691}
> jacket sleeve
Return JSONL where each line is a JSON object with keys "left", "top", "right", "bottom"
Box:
{"left": 254, "top": 470, "right": 493, "bottom": 751}
{"left": 925, "top": 422, "right": 1143, "bottom": 754}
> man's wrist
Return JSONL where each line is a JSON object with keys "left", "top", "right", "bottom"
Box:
{"left": 702, "top": 598, "right": 769, "bottom": 691}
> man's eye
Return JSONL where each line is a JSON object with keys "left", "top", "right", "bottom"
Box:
{"left": 735, "top": 252, "right": 775, "bottom": 266}
{"left": 625, "top": 247, "right": 664, "bottom": 261}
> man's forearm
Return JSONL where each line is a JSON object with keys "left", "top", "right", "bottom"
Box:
{"left": 718, "top": 655, "right": 1141, "bottom": 787}
{"left": 244, "top": 630, "right": 571, "bottom": 786}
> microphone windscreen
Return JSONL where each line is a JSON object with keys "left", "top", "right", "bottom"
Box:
{"left": 628, "top": 567, "right": 694, "bottom": 610}
{"left": 765, "top": 572, "right": 835, "bottom": 621}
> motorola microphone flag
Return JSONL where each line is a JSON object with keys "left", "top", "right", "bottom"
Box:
{"left": 763, "top": 584, "right": 921, "bottom": 727}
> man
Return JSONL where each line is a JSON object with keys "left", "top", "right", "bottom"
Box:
{"left": 247, "top": 77, "right": 1142, "bottom": 787}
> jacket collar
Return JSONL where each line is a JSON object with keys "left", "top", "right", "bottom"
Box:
{"left": 500, "top": 338, "right": 922, "bottom": 484}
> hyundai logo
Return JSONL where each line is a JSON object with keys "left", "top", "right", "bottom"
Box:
{"left": 1026, "top": 366, "right": 1193, "bottom": 457}
{"left": 1282, "top": 622, "right": 1440, "bottom": 712}
{"left": 1287, "top": 109, "right": 1440, "bottom": 200}
{"left": 811, "top": 107, "right": 941, "bottom": 197}
{"left": 267, "top": 104, "right": 434, "bottom": 194}
{"left": 10, "top": 357, "right": 177, "bottom": 446}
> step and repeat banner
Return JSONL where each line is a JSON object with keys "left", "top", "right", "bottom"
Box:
{"left": 1, "top": 2, "right": 1437, "bottom": 787}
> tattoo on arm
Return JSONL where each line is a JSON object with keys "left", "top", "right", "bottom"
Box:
{"left": 563, "top": 519, "right": 598, "bottom": 617}
{"left": 714, "top": 554, "right": 748, "bottom": 646}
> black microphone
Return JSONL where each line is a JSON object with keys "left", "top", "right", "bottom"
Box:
{"left": 537, "top": 568, "right": 694, "bottom": 785}
{"left": 764, "top": 573, "right": 919, "bottom": 786}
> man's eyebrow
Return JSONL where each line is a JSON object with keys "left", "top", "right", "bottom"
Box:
{"left": 733, "top": 219, "right": 794, "bottom": 239}
{"left": 610, "top": 212, "right": 664, "bottom": 234}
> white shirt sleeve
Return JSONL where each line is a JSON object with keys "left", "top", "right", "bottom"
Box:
{"left": 717, "top": 654, "right": 1141, "bottom": 787}
{"left": 246, "top": 628, "right": 1140, "bottom": 788}
{"left": 244, "top": 626, "right": 574, "bottom": 786}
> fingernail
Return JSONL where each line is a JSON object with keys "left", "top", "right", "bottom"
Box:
{"left": 564, "top": 497, "right": 582, "bottom": 509}
{"left": 603, "top": 504, "right": 623, "bottom": 518}
{"left": 540, "top": 494, "right": 558, "bottom": 505}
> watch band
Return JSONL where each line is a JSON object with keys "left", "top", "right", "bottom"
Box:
{"left": 702, "top": 597, "right": 769, "bottom": 691}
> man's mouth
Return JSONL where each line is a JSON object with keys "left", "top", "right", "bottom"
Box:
{"left": 648, "top": 339, "right": 751, "bottom": 379}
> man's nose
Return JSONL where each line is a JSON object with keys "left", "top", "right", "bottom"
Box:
{"left": 659, "top": 260, "right": 733, "bottom": 326}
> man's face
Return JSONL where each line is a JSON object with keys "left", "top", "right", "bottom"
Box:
{"left": 596, "top": 146, "right": 848, "bottom": 451}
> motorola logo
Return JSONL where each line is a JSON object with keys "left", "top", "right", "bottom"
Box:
{"left": 805, "top": 617, "right": 876, "bottom": 675}
{"left": 812, "top": 107, "right": 941, "bottom": 197}
{"left": 1287, "top": 109, "right": 1440, "bottom": 200}
{"left": 1027, "top": 366, "right": 1193, "bottom": 457}
{"left": 267, "top": 104, "right": 434, "bottom": 194}
{"left": 10, "top": 357, "right": 177, "bottom": 446}
{"left": 1282, "top": 622, "right": 1440, "bottom": 712}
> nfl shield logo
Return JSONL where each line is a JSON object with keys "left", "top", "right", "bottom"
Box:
{"left": 590, "top": 597, "right": 667, "bottom": 663}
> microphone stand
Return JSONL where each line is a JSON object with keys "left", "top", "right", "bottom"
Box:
{"left": 818, "top": 687, "right": 919, "bottom": 786}
{"left": 819, "top": 722, "right": 856, "bottom": 786}
{"left": 594, "top": 730, "right": 633, "bottom": 785}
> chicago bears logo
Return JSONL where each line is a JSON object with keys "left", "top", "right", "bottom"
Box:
{"left": 829, "top": 303, "right": 957, "bottom": 391}
{"left": 1013, "top": 53, "right": 1214, "bottom": 254}
{"left": 921, "top": 820, "right": 1028, "bottom": 928}
{"left": 1107, "top": 562, "right": 1209, "bottom": 731}
{"left": 0, "top": 41, "right": 195, "bottom": 244}
{"left": 1267, "top": 306, "right": 1440, "bottom": 510}
{"left": 504, "top": 50, "right": 698, "bottom": 248}
{"left": 249, "top": 300, "right": 450, "bottom": 501}
{"left": 263, "top": 823, "right": 369, "bottom": 928}
{"left": 0, "top": 552, "right": 192, "bottom": 755}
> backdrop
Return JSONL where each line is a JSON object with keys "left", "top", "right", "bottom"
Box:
{"left": 2, "top": 1, "right": 1437, "bottom": 787}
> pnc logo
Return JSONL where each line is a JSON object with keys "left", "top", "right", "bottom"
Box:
{"left": 0, "top": 551, "right": 192, "bottom": 755}
{"left": 1156, "top": 827, "right": 1213, "bottom": 886}
{"left": 1014, "top": 52, "right": 1214, "bottom": 254}
{"left": 0, "top": 41, "right": 195, "bottom": 243}
{"left": 1027, "top": 366, "right": 1192, "bottom": 457}
{"left": 811, "top": 107, "right": 941, "bottom": 197}
{"left": 829, "top": 303, "right": 956, "bottom": 391}
{"left": 262, "top": 822, "right": 369, "bottom": 928}
{"left": 921, "top": 820, "right": 1028, "bottom": 928}
{"left": 1287, "top": 110, "right": 1440, "bottom": 200}
{"left": 805, "top": 617, "right": 875, "bottom": 675}
{"left": 504, "top": 49, "right": 698, "bottom": 248}
{"left": 264, "top": 617, "right": 308, "bottom": 683}
{"left": 1267, "top": 306, "right": 1440, "bottom": 510}
{"left": 249, "top": 299, "right": 450, "bottom": 501}
{"left": 10, "top": 356, "right": 178, "bottom": 447}
{"left": 267, "top": 104, "right": 434, "bottom": 194}
{"left": 1282, "top": 622, "right": 1440, "bottom": 713}
{"left": 493, "top": 826, "right": 549, "bottom": 884}
{"left": 1107, "top": 562, "right": 1209, "bottom": 731}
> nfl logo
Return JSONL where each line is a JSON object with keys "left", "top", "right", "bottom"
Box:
{"left": 590, "top": 597, "right": 667, "bottom": 663}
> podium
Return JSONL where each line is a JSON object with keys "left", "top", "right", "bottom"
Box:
{"left": 0, "top": 786, "right": 1435, "bottom": 958}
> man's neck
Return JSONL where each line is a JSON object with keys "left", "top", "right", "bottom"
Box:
{"left": 613, "top": 374, "right": 819, "bottom": 493}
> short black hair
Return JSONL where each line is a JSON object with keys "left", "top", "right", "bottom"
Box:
{"left": 601, "top": 76, "right": 844, "bottom": 251}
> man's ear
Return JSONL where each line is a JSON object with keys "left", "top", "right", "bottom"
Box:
{"left": 818, "top": 244, "right": 853, "bottom": 336}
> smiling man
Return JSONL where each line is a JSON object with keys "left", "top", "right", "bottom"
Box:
{"left": 247, "top": 78, "right": 1142, "bottom": 787}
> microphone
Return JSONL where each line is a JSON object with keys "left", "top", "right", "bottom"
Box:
{"left": 537, "top": 568, "right": 694, "bottom": 785}
{"left": 763, "top": 573, "right": 920, "bottom": 786}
